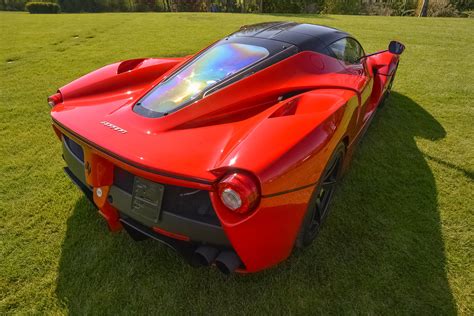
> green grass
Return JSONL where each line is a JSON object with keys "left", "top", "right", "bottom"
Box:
{"left": 1, "top": 12, "right": 473, "bottom": 315}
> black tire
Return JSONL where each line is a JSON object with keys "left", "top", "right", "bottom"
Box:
{"left": 296, "top": 142, "right": 345, "bottom": 248}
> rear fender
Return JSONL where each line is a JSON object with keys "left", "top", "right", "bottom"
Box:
{"left": 212, "top": 89, "right": 359, "bottom": 271}
{"left": 214, "top": 89, "right": 358, "bottom": 216}
{"left": 58, "top": 57, "right": 184, "bottom": 102}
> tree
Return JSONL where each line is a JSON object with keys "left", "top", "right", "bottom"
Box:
{"left": 419, "top": 0, "right": 429, "bottom": 16}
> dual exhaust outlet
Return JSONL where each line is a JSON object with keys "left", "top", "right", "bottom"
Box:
{"left": 192, "top": 246, "right": 242, "bottom": 275}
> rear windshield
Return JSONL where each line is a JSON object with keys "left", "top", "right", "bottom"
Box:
{"left": 134, "top": 43, "right": 269, "bottom": 116}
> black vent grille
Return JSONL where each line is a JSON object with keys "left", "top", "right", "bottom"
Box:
{"left": 114, "top": 167, "right": 220, "bottom": 226}
{"left": 64, "top": 135, "right": 84, "bottom": 162}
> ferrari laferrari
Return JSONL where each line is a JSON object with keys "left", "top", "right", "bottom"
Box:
{"left": 49, "top": 22, "right": 404, "bottom": 274}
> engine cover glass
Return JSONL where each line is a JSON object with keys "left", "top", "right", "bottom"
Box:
{"left": 135, "top": 43, "right": 269, "bottom": 115}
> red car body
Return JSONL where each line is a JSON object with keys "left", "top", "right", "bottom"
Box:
{"left": 50, "top": 22, "right": 403, "bottom": 273}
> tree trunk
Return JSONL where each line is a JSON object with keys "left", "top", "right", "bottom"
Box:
{"left": 419, "top": 0, "right": 429, "bottom": 17}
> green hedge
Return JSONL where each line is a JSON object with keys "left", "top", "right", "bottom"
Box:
{"left": 25, "top": 2, "right": 60, "bottom": 14}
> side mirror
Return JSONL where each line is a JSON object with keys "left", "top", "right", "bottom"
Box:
{"left": 388, "top": 41, "right": 405, "bottom": 55}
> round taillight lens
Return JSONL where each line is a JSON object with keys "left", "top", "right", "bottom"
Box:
{"left": 221, "top": 188, "right": 242, "bottom": 210}
{"left": 217, "top": 172, "right": 260, "bottom": 214}
{"left": 48, "top": 92, "right": 63, "bottom": 108}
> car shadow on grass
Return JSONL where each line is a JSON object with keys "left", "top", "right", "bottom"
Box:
{"left": 55, "top": 92, "right": 456, "bottom": 314}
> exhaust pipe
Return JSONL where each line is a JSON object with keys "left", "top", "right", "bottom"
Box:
{"left": 215, "top": 251, "right": 242, "bottom": 275}
{"left": 191, "top": 246, "right": 219, "bottom": 267}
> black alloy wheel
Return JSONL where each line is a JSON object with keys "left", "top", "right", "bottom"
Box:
{"left": 297, "top": 143, "right": 345, "bottom": 248}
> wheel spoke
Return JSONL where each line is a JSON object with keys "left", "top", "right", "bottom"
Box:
{"left": 322, "top": 179, "right": 337, "bottom": 187}
{"left": 324, "top": 159, "right": 337, "bottom": 178}
{"left": 315, "top": 196, "right": 322, "bottom": 208}
{"left": 305, "top": 151, "right": 343, "bottom": 242}
{"left": 319, "top": 156, "right": 341, "bottom": 217}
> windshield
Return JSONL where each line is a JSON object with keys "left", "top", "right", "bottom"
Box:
{"left": 135, "top": 43, "right": 269, "bottom": 116}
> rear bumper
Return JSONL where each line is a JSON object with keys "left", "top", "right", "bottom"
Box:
{"left": 64, "top": 166, "right": 213, "bottom": 264}
{"left": 59, "top": 129, "right": 312, "bottom": 273}
{"left": 62, "top": 135, "right": 230, "bottom": 245}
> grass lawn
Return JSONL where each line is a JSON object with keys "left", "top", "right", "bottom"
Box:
{"left": 1, "top": 12, "right": 473, "bottom": 314}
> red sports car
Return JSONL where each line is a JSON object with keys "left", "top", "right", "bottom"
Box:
{"left": 49, "top": 22, "right": 404, "bottom": 274}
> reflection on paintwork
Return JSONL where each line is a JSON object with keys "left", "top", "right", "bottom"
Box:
{"left": 137, "top": 43, "right": 269, "bottom": 114}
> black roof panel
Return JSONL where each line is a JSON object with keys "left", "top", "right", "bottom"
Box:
{"left": 229, "top": 22, "right": 349, "bottom": 52}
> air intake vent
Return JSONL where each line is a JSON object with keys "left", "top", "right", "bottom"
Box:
{"left": 117, "top": 58, "right": 146, "bottom": 74}
{"left": 64, "top": 135, "right": 84, "bottom": 161}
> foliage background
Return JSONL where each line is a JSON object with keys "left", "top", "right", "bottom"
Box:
{"left": 1, "top": 0, "right": 473, "bottom": 15}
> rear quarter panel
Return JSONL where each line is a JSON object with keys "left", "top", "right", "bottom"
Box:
{"left": 213, "top": 88, "right": 360, "bottom": 272}
{"left": 219, "top": 88, "right": 359, "bottom": 196}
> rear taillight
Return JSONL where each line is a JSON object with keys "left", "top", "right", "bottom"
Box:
{"left": 48, "top": 92, "right": 62, "bottom": 108}
{"left": 217, "top": 172, "right": 260, "bottom": 214}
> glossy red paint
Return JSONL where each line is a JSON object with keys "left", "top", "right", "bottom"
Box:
{"left": 50, "top": 36, "right": 401, "bottom": 272}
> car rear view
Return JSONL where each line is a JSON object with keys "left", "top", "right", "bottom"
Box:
{"left": 50, "top": 22, "right": 403, "bottom": 274}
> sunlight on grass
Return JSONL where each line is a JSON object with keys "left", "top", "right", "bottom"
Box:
{"left": 0, "top": 12, "right": 473, "bottom": 314}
